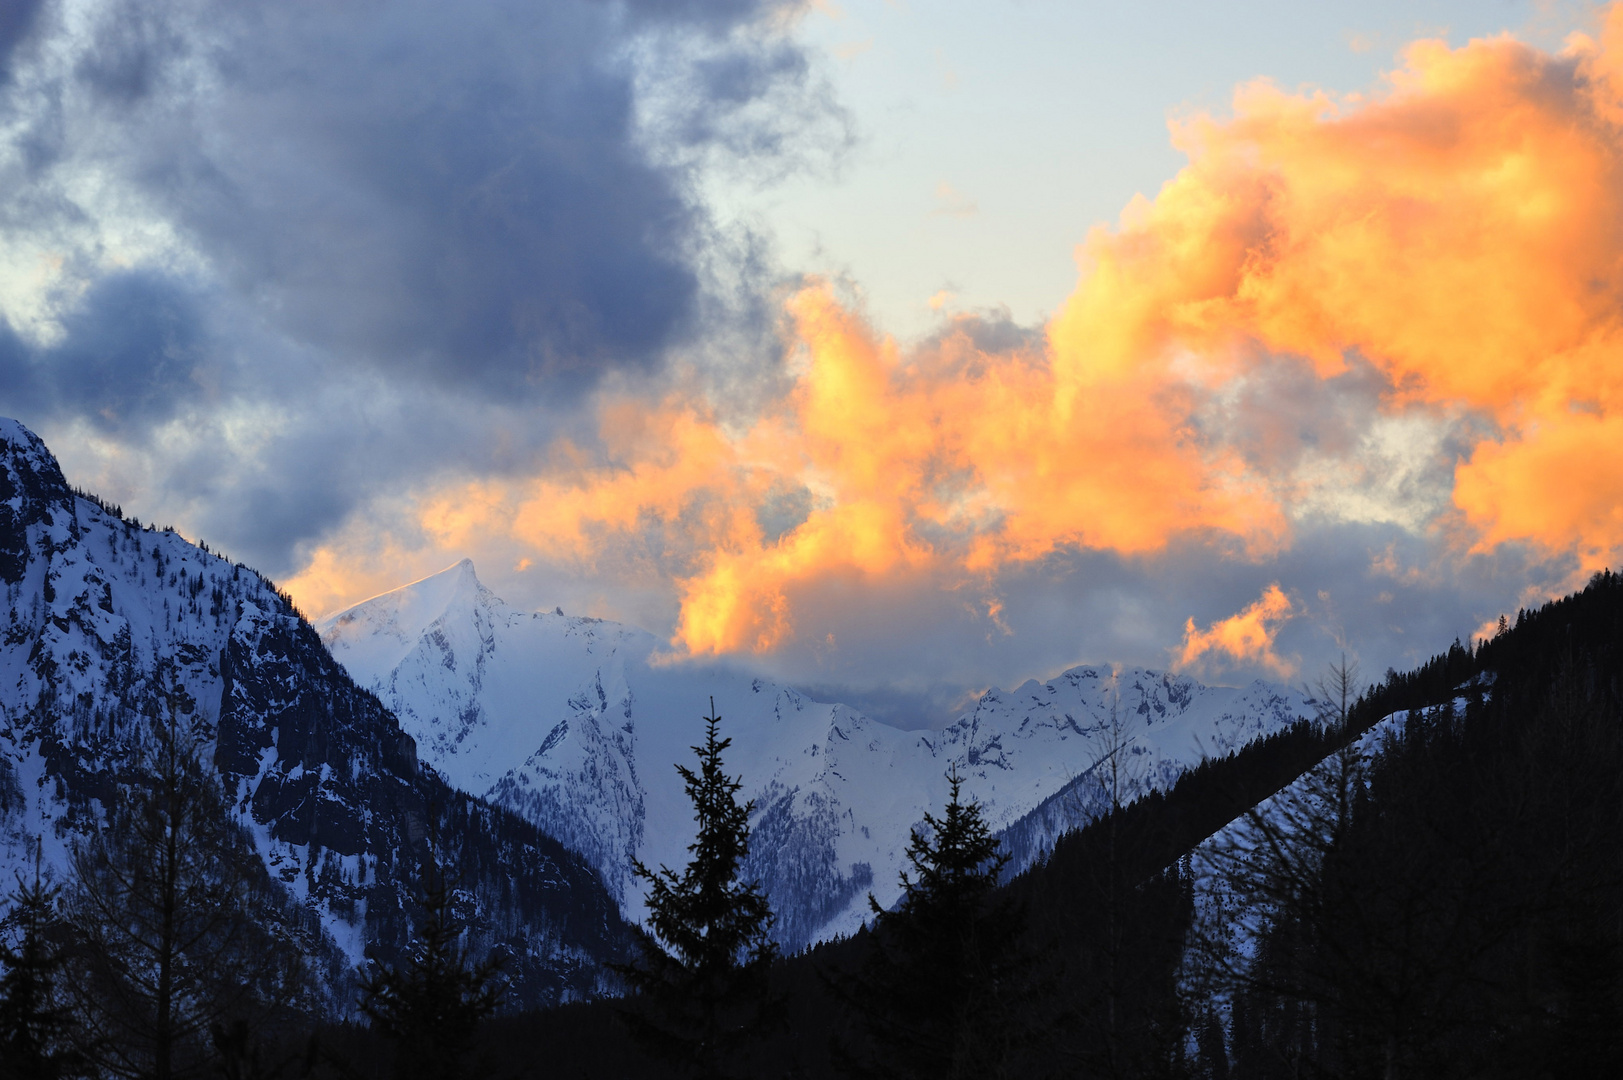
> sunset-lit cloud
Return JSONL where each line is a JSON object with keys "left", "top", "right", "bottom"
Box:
{"left": 1099, "top": 15, "right": 1623, "bottom": 572}
{"left": 12, "top": 1, "right": 1623, "bottom": 718}
{"left": 303, "top": 282, "right": 1287, "bottom": 655}
{"left": 0, "top": 0, "right": 832, "bottom": 571}
{"left": 279, "top": 8, "right": 1623, "bottom": 675}
{"left": 1174, "top": 583, "right": 1297, "bottom": 679}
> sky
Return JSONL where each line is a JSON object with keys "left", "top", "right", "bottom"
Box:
{"left": 2, "top": 0, "right": 1620, "bottom": 727}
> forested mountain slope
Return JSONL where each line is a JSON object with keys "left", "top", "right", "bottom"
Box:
{"left": 0, "top": 418, "right": 628, "bottom": 1011}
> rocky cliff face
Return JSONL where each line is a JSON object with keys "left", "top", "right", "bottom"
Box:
{"left": 0, "top": 418, "right": 628, "bottom": 1010}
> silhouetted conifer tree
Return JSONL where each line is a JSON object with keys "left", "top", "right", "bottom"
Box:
{"left": 835, "top": 766, "right": 1035, "bottom": 1080}
{"left": 0, "top": 846, "right": 81, "bottom": 1079}
{"left": 358, "top": 858, "right": 504, "bottom": 1080}
{"left": 616, "top": 701, "right": 779, "bottom": 1079}
{"left": 67, "top": 686, "right": 308, "bottom": 1080}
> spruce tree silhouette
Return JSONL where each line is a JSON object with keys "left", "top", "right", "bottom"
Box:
{"left": 616, "top": 700, "right": 779, "bottom": 1080}
{"left": 835, "top": 765, "right": 1034, "bottom": 1080}
{"left": 358, "top": 834, "right": 505, "bottom": 1080}
{"left": 68, "top": 684, "right": 308, "bottom": 1080}
{"left": 0, "top": 845, "right": 80, "bottom": 1079}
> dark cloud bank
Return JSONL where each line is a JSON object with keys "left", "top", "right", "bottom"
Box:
{"left": 0, "top": 0, "right": 831, "bottom": 571}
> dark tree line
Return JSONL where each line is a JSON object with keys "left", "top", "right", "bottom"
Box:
{"left": 355, "top": 850, "right": 505, "bottom": 1080}
{"left": 1199, "top": 580, "right": 1623, "bottom": 1079}
{"left": 0, "top": 848, "right": 80, "bottom": 1079}
{"left": 71, "top": 704, "right": 310, "bottom": 1079}
{"left": 0, "top": 694, "right": 511, "bottom": 1080}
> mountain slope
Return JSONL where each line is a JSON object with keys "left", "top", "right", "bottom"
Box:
{"left": 0, "top": 418, "right": 628, "bottom": 1009}
{"left": 320, "top": 560, "right": 1314, "bottom": 949}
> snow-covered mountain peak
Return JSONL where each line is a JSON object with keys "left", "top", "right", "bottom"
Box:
{"left": 0, "top": 422, "right": 625, "bottom": 1008}
{"left": 320, "top": 557, "right": 489, "bottom": 673}
{"left": 318, "top": 562, "right": 647, "bottom": 801}
{"left": 320, "top": 567, "right": 1317, "bottom": 949}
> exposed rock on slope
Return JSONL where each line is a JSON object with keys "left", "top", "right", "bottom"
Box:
{"left": 0, "top": 419, "right": 627, "bottom": 1010}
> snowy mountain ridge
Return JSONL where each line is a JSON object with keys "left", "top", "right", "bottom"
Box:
{"left": 0, "top": 419, "right": 626, "bottom": 1009}
{"left": 320, "top": 559, "right": 1316, "bottom": 949}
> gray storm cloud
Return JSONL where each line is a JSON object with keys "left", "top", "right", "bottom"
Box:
{"left": 0, "top": 1, "right": 45, "bottom": 84}
{"left": 0, "top": 0, "right": 832, "bottom": 574}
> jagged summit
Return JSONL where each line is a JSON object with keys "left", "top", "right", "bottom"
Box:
{"left": 350, "top": 555, "right": 480, "bottom": 617}
{"left": 0, "top": 417, "right": 56, "bottom": 462}
{"left": 320, "top": 560, "right": 646, "bottom": 800}
{"left": 321, "top": 557, "right": 490, "bottom": 676}
{"left": 0, "top": 419, "right": 77, "bottom": 582}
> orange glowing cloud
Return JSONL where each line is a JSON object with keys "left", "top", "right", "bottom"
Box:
{"left": 1054, "top": 17, "right": 1623, "bottom": 565}
{"left": 288, "top": 8, "right": 1623, "bottom": 657}
{"left": 1454, "top": 412, "right": 1623, "bottom": 564}
{"left": 480, "top": 284, "right": 1283, "bottom": 655}
{"left": 1174, "top": 584, "right": 1297, "bottom": 678}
